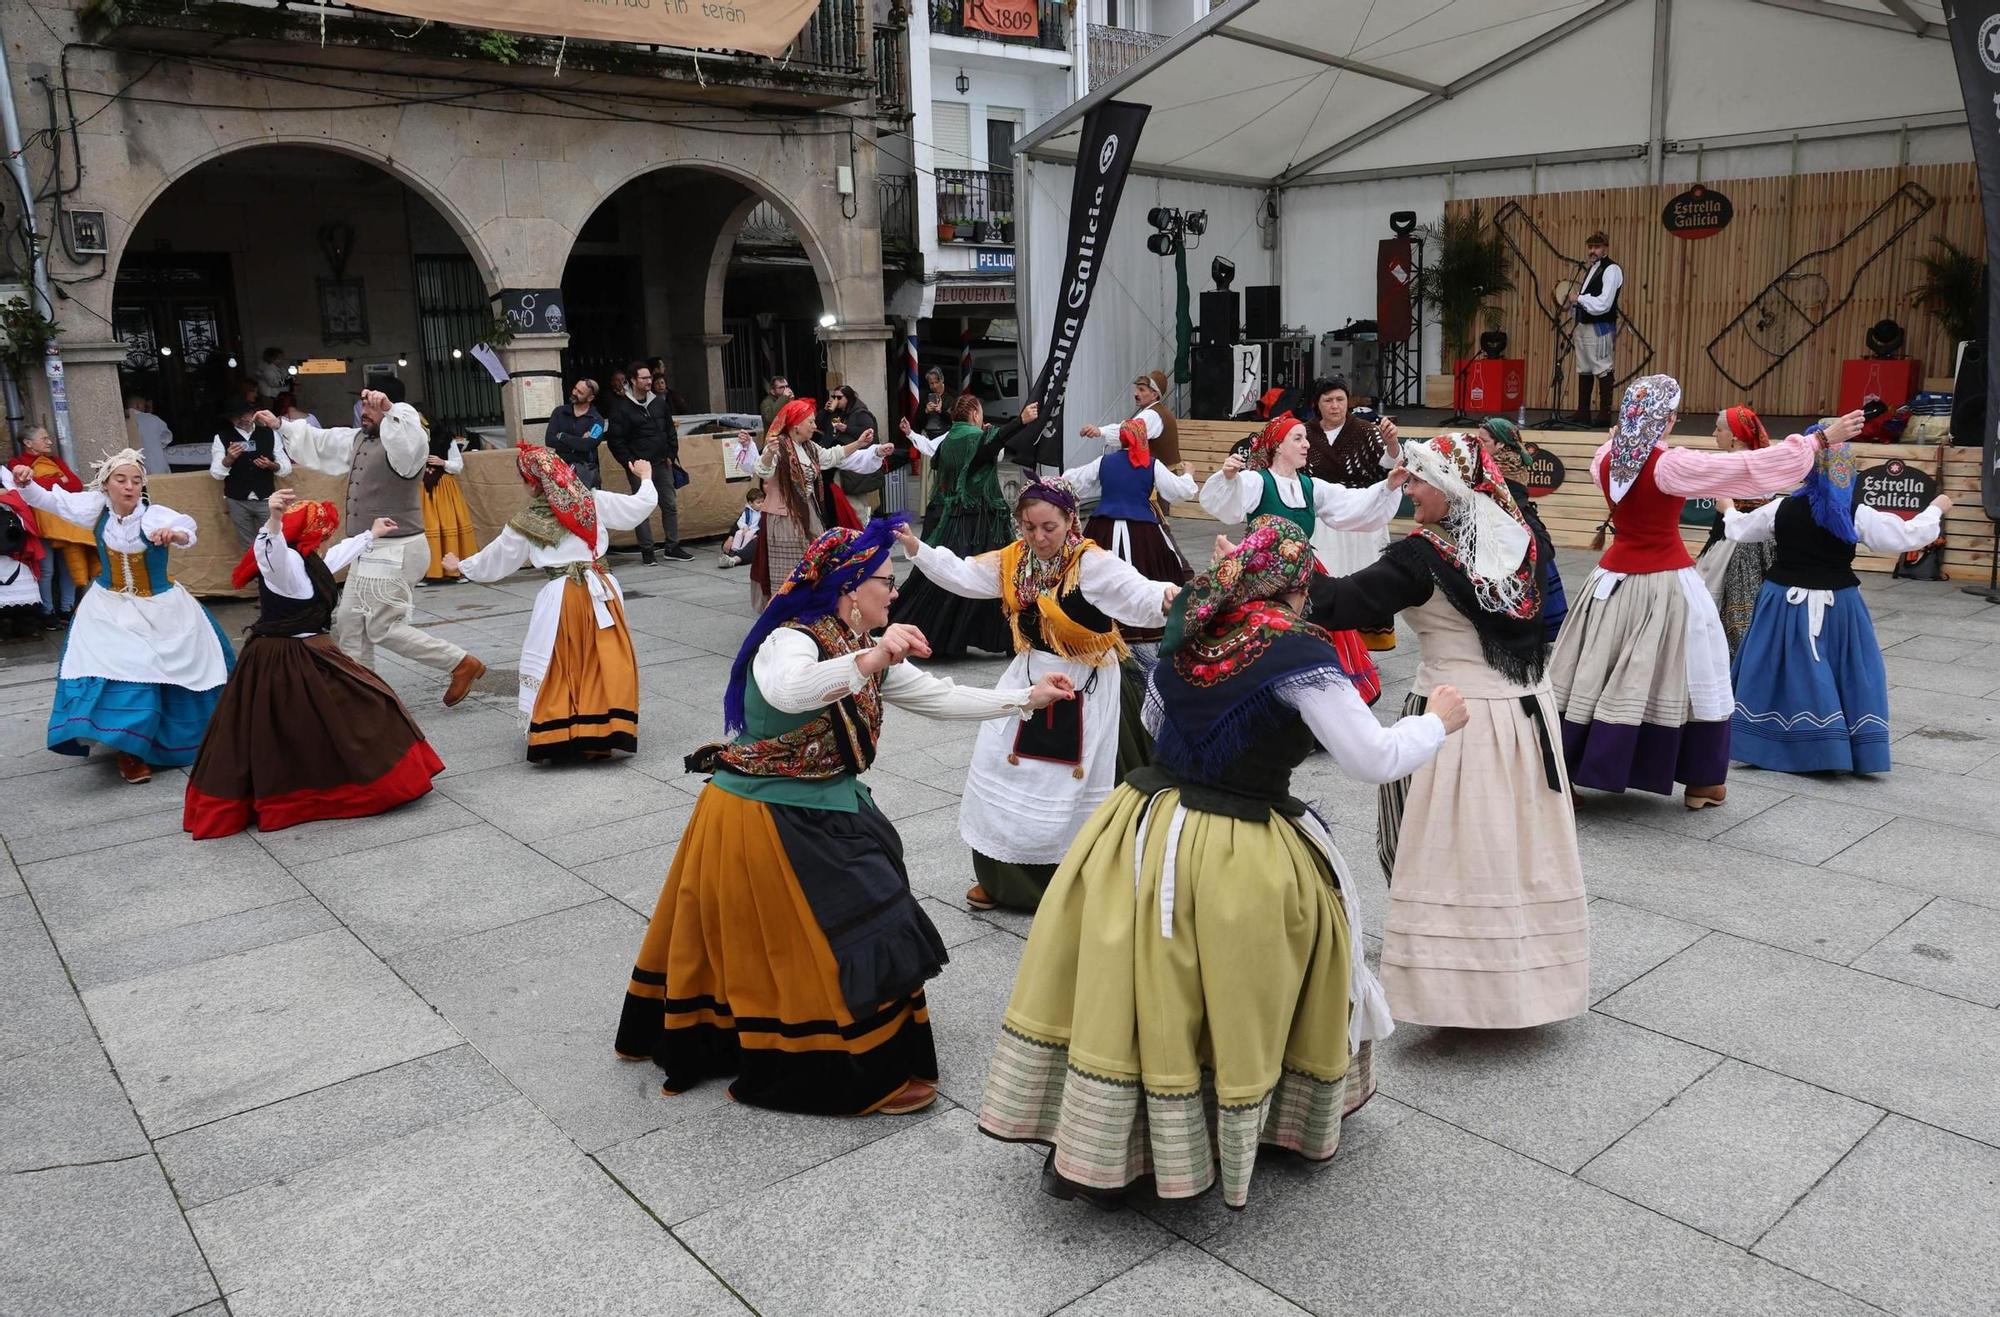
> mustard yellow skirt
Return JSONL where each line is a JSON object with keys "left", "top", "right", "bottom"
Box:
{"left": 423, "top": 474, "right": 478, "bottom": 580}
{"left": 526, "top": 582, "right": 639, "bottom": 761}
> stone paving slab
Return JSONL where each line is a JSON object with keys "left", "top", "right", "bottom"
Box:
{"left": 188, "top": 1097, "right": 746, "bottom": 1317}
{"left": 1823, "top": 816, "right": 2000, "bottom": 909}
{"left": 82, "top": 927, "right": 460, "bottom": 1136}
{"left": 0, "top": 895, "right": 94, "bottom": 1065}
{"left": 1576, "top": 1060, "right": 1883, "bottom": 1247}
{"left": 0, "top": 1038, "right": 149, "bottom": 1172}
{"left": 25, "top": 831, "right": 306, "bottom": 958}
{"left": 1754, "top": 1115, "right": 2000, "bottom": 1317}
{"left": 1598, "top": 934, "right": 2000, "bottom": 1146}
{"left": 1709, "top": 795, "right": 1896, "bottom": 867}
{"left": 676, "top": 1108, "right": 1170, "bottom": 1317}
{"left": 1057, "top": 1243, "right": 1308, "bottom": 1316}
{"left": 63, "top": 895, "right": 338, "bottom": 992}
{"left": 1849, "top": 898, "right": 2000, "bottom": 1006}
{"left": 1585, "top": 898, "right": 1708, "bottom": 1003}
{"left": 0, "top": 1155, "right": 217, "bottom": 1317}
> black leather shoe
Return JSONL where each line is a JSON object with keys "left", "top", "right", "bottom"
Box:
{"left": 663, "top": 545, "right": 694, "bottom": 562}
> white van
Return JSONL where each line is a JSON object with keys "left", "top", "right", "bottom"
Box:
{"left": 918, "top": 346, "right": 1025, "bottom": 422}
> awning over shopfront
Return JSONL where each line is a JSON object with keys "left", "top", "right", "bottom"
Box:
{"left": 364, "top": 0, "right": 822, "bottom": 58}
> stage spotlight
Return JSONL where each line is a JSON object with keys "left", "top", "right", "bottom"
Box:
{"left": 1184, "top": 210, "right": 1207, "bottom": 237}
{"left": 1478, "top": 329, "right": 1509, "bottom": 358}
{"left": 1211, "top": 256, "right": 1236, "bottom": 291}
{"left": 1389, "top": 210, "right": 1418, "bottom": 236}
{"left": 1864, "top": 318, "right": 1906, "bottom": 358}
{"left": 1146, "top": 232, "right": 1178, "bottom": 257}
{"left": 1148, "top": 207, "right": 1177, "bottom": 232}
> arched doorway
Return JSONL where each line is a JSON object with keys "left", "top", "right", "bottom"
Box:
{"left": 114, "top": 146, "right": 499, "bottom": 455}
{"left": 558, "top": 167, "right": 837, "bottom": 415}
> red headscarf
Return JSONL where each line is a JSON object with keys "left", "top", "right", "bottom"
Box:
{"left": 231, "top": 499, "right": 339, "bottom": 588}
{"left": 1722, "top": 405, "right": 1768, "bottom": 450}
{"left": 1248, "top": 415, "right": 1302, "bottom": 471}
{"left": 515, "top": 443, "right": 599, "bottom": 546}
{"left": 1118, "top": 416, "right": 1152, "bottom": 470}
{"left": 768, "top": 397, "right": 818, "bottom": 439}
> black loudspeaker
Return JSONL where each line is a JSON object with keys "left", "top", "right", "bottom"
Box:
{"left": 1951, "top": 340, "right": 1985, "bottom": 447}
{"left": 1190, "top": 342, "right": 1234, "bottom": 419}
{"left": 1245, "top": 285, "right": 1282, "bottom": 340}
{"left": 1199, "top": 290, "right": 1240, "bottom": 345}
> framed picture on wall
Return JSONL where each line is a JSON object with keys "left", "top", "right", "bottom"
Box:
{"left": 317, "top": 278, "right": 369, "bottom": 345}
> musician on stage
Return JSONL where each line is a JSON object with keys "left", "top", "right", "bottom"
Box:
{"left": 1567, "top": 230, "right": 1623, "bottom": 427}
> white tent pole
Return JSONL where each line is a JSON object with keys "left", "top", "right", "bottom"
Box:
{"left": 1647, "top": 0, "right": 1672, "bottom": 185}
{"left": 1748, "top": 0, "right": 1945, "bottom": 40}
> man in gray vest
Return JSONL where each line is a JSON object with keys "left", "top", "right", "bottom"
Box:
{"left": 254, "top": 387, "right": 486, "bottom": 705}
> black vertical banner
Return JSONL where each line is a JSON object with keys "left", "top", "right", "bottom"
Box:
{"left": 1947, "top": 3, "right": 2000, "bottom": 518}
{"left": 1013, "top": 100, "right": 1151, "bottom": 470}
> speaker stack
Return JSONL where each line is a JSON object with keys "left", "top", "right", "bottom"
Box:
{"left": 1244, "top": 285, "right": 1281, "bottom": 342}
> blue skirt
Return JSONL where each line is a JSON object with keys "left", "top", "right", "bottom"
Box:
{"left": 1730, "top": 581, "right": 1889, "bottom": 774}
{"left": 48, "top": 612, "right": 236, "bottom": 766}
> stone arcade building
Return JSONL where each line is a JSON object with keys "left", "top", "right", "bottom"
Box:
{"left": 4, "top": 0, "right": 897, "bottom": 464}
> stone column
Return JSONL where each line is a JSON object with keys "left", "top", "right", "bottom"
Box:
{"left": 496, "top": 332, "right": 568, "bottom": 444}
{"left": 48, "top": 341, "right": 133, "bottom": 468}
{"left": 819, "top": 323, "right": 894, "bottom": 403}
{"left": 670, "top": 331, "right": 733, "bottom": 413}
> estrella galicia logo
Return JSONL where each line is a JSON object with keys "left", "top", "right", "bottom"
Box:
{"left": 1099, "top": 135, "right": 1119, "bottom": 174}
{"left": 1982, "top": 12, "right": 2000, "bottom": 73}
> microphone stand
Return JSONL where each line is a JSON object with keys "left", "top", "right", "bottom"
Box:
{"left": 1442, "top": 354, "right": 1481, "bottom": 426}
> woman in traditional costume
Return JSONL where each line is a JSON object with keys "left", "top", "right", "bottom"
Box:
{"left": 889, "top": 396, "right": 1038, "bottom": 656}
{"left": 1059, "top": 409, "right": 1197, "bottom": 651}
{"left": 894, "top": 476, "right": 1177, "bottom": 913}
{"left": 978, "top": 516, "right": 1464, "bottom": 1209}
{"left": 444, "top": 447, "right": 659, "bottom": 763}
{"left": 1477, "top": 417, "right": 1568, "bottom": 641}
{"left": 1548, "top": 376, "right": 1850, "bottom": 808}
{"left": 616, "top": 516, "right": 1076, "bottom": 1117}
{"left": 1300, "top": 380, "right": 1400, "bottom": 651}
{"left": 1693, "top": 405, "right": 1780, "bottom": 657}
{"left": 1198, "top": 414, "right": 1402, "bottom": 704}
{"left": 421, "top": 432, "right": 478, "bottom": 585}
{"left": 1305, "top": 434, "right": 1587, "bottom": 1029}
{"left": 183, "top": 493, "right": 444, "bottom": 837}
{"left": 10, "top": 450, "right": 233, "bottom": 784}
{"left": 1722, "top": 438, "right": 1948, "bottom": 774}
{"left": 17, "top": 425, "right": 97, "bottom": 628}
{"left": 728, "top": 398, "right": 889, "bottom": 609}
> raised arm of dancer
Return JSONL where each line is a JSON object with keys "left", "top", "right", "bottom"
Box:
{"left": 321, "top": 529, "right": 376, "bottom": 577}
{"left": 906, "top": 539, "right": 1004, "bottom": 599}
{"left": 1056, "top": 458, "right": 1103, "bottom": 503}
{"left": 1154, "top": 461, "right": 1199, "bottom": 503}
{"left": 1285, "top": 679, "right": 1451, "bottom": 784}
{"left": 1856, "top": 500, "right": 1948, "bottom": 554}
{"left": 253, "top": 525, "right": 315, "bottom": 599}
{"left": 753, "top": 626, "right": 1066, "bottom": 716}
{"left": 272, "top": 417, "right": 360, "bottom": 476}
{"left": 9, "top": 477, "right": 106, "bottom": 529}
{"left": 1304, "top": 554, "right": 1432, "bottom": 631}
{"left": 593, "top": 474, "right": 661, "bottom": 532}
{"left": 452, "top": 527, "right": 531, "bottom": 583}
{"left": 1312, "top": 476, "right": 1401, "bottom": 532}
{"left": 1197, "top": 468, "right": 1261, "bottom": 522}
{"left": 1719, "top": 499, "right": 1781, "bottom": 544}
{"left": 1079, "top": 547, "right": 1176, "bottom": 626}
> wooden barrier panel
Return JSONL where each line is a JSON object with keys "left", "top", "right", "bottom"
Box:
{"left": 1169, "top": 420, "right": 1989, "bottom": 578}
{"left": 154, "top": 436, "right": 748, "bottom": 598}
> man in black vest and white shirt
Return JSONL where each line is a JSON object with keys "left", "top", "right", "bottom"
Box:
{"left": 1567, "top": 229, "right": 1623, "bottom": 426}
{"left": 211, "top": 395, "right": 293, "bottom": 547}
{"left": 254, "top": 384, "right": 487, "bottom": 705}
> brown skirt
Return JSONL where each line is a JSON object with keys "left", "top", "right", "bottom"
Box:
{"left": 527, "top": 581, "right": 639, "bottom": 762}
{"left": 183, "top": 633, "right": 443, "bottom": 838}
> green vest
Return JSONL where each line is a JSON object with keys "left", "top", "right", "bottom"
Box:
{"left": 1250, "top": 469, "right": 1318, "bottom": 537}
{"left": 710, "top": 675, "right": 876, "bottom": 812}
{"left": 934, "top": 421, "right": 1008, "bottom": 520}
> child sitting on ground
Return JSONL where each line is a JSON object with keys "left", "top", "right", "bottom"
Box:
{"left": 718, "top": 486, "right": 763, "bottom": 569}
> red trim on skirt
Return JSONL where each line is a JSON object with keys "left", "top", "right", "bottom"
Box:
{"left": 183, "top": 739, "right": 445, "bottom": 839}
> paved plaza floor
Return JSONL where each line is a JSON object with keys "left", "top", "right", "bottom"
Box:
{"left": 3, "top": 537, "right": 1998, "bottom": 1316}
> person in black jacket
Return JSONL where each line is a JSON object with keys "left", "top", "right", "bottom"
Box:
{"left": 604, "top": 360, "right": 689, "bottom": 562}
{"left": 828, "top": 386, "right": 888, "bottom": 519}
{"left": 544, "top": 378, "right": 606, "bottom": 488}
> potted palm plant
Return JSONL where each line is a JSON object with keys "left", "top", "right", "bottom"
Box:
{"left": 1908, "top": 234, "right": 1985, "bottom": 347}
{"left": 1411, "top": 204, "right": 1514, "bottom": 366}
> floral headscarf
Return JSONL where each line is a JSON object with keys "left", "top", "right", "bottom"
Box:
{"left": 1607, "top": 373, "right": 1682, "bottom": 502}
{"left": 1160, "top": 515, "right": 1317, "bottom": 657}
{"left": 1720, "top": 405, "right": 1768, "bottom": 450}
{"left": 1804, "top": 430, "right": 1859, "bottom": 543}
{"left": 1479, "top": 416, "right": 1533, "bottom": 488}
{"left": 1117, "top": 409, "right": 1161, "bottom": 469}
{"left": 1011, "top": 476, "right": 1087, "bottom": 607}
{"left": 509, "top": 443, "right": 599, "bottom": 547}
{"left": 232, "top": 499, "right": 339, "bottom": 589}
{"left": 722, "top": 513, "right": 910, "bottom": 732}
{"left": 1401, "top": 434, "right": 1537, "bottom": 619}
{"left": 1247, "top": 416, "right": 1303, "bottom": 472}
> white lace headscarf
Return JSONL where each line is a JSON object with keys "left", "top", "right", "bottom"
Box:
{"left": 87, "top": 447, "right": 147, "bottom": 490}
{"left": 1400, "top": 433, "right": 1535, "bottom": 617}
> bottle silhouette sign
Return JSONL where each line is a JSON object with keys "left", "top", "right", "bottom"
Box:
{"left": 1705, "top": 182, "right": 1934, "bottom": 392}
{"left": 1661, "top": 184, "right": 1732, "bottom": 240}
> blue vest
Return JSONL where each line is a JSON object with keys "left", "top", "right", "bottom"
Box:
{"left": 1092, "top": 454, "right": 1159, "bottom": 523}
{"left": 94, "top": 508, "right": 173, "bottom": 595}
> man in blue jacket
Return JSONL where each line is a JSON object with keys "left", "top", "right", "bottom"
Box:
{"left": 544, "top": 378, "right": 606, "bottom": 488}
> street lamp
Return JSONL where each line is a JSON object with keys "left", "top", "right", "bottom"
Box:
{"left": 818, "top": 313, "right": 837, "bottom": 329}
{"left": 954, "top": 68, "right": 969, "bottom": 95}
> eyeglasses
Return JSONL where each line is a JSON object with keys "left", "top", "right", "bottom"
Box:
{"left": 862, "top": 573, "right": 896, "bottom": 588}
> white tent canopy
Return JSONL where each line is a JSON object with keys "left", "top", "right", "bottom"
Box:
{"left": 1016, "top": 0, "right": 1966, "bottom": 458}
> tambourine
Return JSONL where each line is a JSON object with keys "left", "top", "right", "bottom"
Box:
{"left": 1551, "top": 278, "right": 1580, "bottom": 314}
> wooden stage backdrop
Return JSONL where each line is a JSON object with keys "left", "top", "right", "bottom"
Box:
{"left": 1443, "top": 164, "right": 1982, "bottom": 419}
{"left": 1173, "top": 420, "right": 1990, "bottom": 579}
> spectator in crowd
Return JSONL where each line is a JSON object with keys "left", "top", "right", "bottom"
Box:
{"left": 210, "top": 396, "right": 293, "bottom": 548}
{"left": 254, "top": 347, "right": 290, "bottom": 400}
{"left": 15, "top": 426, "right": 91, "bottom": 630}
{"left": 604, "top": 361, "right": 690, "bottom": 562}
{"left": 920, "top": 367, "right": 951, "bottom": 439}
{"left": 828, "top": 386, "right": 886, "bottom": 522}
{"left": 273, "top": 391, "right": 320, "bottom": 429}
{"left": 545, "top": 378, "right": 606, "bottom": 488}
{"left": 125, "top": 391, "right": 175, "bottom": 477}
{"left": 759, "top": 375, "right": 793, "bottom": 432}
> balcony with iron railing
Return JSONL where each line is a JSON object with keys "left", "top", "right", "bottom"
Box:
{"left": 934, "top": 169, "right": 1016, "bottom": 243}
{"left": 873, "top": 22, "right": 911, "bottom": 120}
{"left": 1088, "top": 24, "right": 1167, "bottom": 87}
{"left": 735, "top": 175, "right": 917, "bottom": 254}
{"left": 86, "top": 0, "right": 873, "bottom": 106}
{"left": 930, "top": 1, "right": 1068, "bottom": 53}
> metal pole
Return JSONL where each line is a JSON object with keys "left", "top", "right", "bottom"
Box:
{"left": 1647, "top": 0, "right": 1672, "bottom": 186}
{"left": 0, "top": 19, "right": 74, "bottom": 465}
